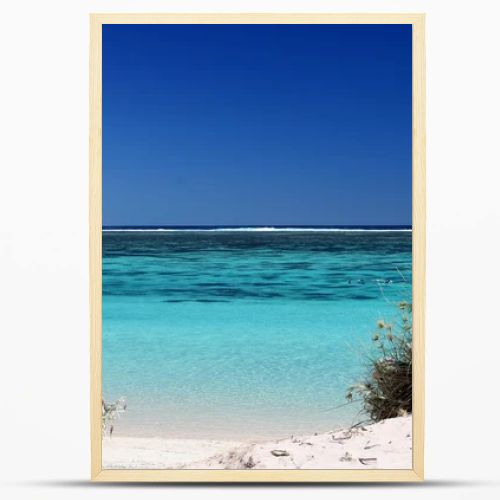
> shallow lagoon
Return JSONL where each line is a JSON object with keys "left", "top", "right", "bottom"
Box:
{"left": 102, "top": 229, "right": 412, "bottom": 439}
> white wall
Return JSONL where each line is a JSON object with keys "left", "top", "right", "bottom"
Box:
{"left": 1, "top": 1, "right": 499, "bottom": 498}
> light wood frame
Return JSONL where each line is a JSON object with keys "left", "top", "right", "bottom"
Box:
{"left": 90, "top": 13, "right": 425, "bottom": 482}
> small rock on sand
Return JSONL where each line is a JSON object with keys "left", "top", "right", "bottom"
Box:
{"left": 271, "top": 450, "right": 290, "bottom": 457}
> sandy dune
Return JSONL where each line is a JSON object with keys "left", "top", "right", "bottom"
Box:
{"left": 103, "top": 416, "right": 412, "bottom": 470}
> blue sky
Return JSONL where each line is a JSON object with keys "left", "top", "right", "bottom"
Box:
{"left": 103, "top": 24, "right": 411, "bottom": 226}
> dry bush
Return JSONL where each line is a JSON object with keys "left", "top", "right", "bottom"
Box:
{"left": 347, "top": 302, "right": 412, "bottom": 422}
{"left": 102, "top": 397, "right": 127, "bottom": 436}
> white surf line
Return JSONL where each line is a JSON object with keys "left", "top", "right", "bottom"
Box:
{"left": 102, "top": 228, "right": 412, "bottom": 233}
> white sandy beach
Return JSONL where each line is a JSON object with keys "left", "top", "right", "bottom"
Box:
{"left": 103, "top": 415, "right": 412, "bottom": 470}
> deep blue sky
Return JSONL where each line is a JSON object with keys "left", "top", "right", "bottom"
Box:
{"left": 103, "top": 24, "right": 411, "bottom": 226}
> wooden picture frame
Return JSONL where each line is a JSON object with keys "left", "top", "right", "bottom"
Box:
{"left": 90, "top": 13, "right": 425, "bottom": 482}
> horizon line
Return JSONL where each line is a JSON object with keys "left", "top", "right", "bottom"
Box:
{"left": 103, "top": 224, "right": 412, "bottom": 227}
{"left": 102, "top": 224, "right": 412, "bottom": 233}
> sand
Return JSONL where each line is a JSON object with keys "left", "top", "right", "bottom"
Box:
{"left": 102, "top": 415, "right": 412, "bottom": 470}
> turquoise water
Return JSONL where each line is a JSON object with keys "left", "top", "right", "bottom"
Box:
{"left": 102, "top": 228, "right": 412, "bottom": 440}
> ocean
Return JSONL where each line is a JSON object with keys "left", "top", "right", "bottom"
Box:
{"left": 102, "top": 227, "right": 412, "bottom": 440}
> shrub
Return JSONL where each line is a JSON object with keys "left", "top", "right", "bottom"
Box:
{"left": 102, "top": 397, "right": 127, "bottom": 436}
{"left": 347, "top": 301, "right": 412, "bottom": 421}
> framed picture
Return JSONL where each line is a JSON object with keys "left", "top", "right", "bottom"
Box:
{"left": 90, "top": 13, "right": 425, "bottom": 482}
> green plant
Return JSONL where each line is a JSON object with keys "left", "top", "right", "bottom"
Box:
{"left": 347, "top": 301, "right": 412, "bottom": 421}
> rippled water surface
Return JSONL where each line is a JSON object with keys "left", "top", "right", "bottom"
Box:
{"left": 103, "top": 229, "right": 412, "bottom": 439}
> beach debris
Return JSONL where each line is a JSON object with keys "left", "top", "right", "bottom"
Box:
{"left": 340, "top": 452, "right": 353, "bottom": 462}
{"left": 359, "top": 457, "right": 377, "bottom": 465}
{"left": 271, "top": 450, "right": 290, "bottom": 457}
{"left": 332, "top": 430, "right": 352, "bottom": 442}
{"left": 242, "top": 456, "right": 256, "bottom": 469}
{"left": 363, "top": 444, "right": 380, "bottom": 450}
